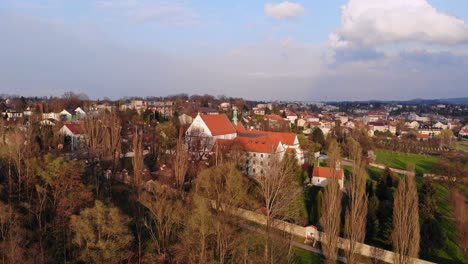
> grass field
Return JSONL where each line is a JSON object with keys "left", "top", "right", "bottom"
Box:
{"left": 456, "top": 140, "right": 468, "bottom": 152}
{"left": 294, "top": 247, "right": 322, "bottom": 264}
{"left": 371, "top": 149, "right": 465, "bottom": 263}
{"left": 375, "top": 149, "right": 440, "bottom": 175}
{"left": 428, "top": 183, "right": 466, "bottom": 264}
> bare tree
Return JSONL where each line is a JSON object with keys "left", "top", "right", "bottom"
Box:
{"left": 451, "top": 190, "right": 467, "bottom": 253}
{"left": 257, "top": 153, "right": 301, "bottom": 263}
{"left": 82, "top": 116, "right": 105, "bottom": 158}
{"left": 102, "top": 111, "right": 122, "bottom": 172}
{"left": 392, "top": 166, "right": 420, "bottom": 264}
{"left": 132, "top": 127, "right": 144, "bottom": 187}
{"left": 140, "top": 183, "right": 185, "bottom": 259}
{"left": 173, "top": 137, "right": 189, "bottom": 189}
{"left": 132, "top": 127, "right": 145, "bottom": 263}
{"left": 196, "top": 163, "right": 249, "bottom": 263}
{"left": 320, "top": 139, "right": 342, "bottom": 264}
{"left": 344, "top": 138, "right": 368, "bottom": 264}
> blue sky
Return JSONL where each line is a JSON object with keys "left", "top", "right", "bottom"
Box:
{"left": 1, "top": 0, "right": 468, "bottom": 100}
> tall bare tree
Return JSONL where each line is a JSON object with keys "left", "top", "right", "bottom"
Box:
{"left": 102, "top": 111, "right": 122, "bottom": 172}
{"left": 132, "top": 127, "right": 144, "bottom": 187}
{"left": 140, "top": 183, "right": 185, "bottom": 259}
{"left": 257, "top": 153, "right": 301, "bottom": 263}
{"left": 392, "top": 166, "right": 420, "bottom": 264}
{"left": 344, "top": 138, "right": 368, "bottom": 264}
{"left": 173, "top": 137, "right": 189, "bottom": 189}
{"left": 82, "top": 116, "right": 105, "bottom": 158}
{"left": 320, "top": 138, "right": 342, "bottom": 264}
{"left": 132, "top": 127, "right": 145, "bottom": 263}
{"left": 196, "top": 163, "right": 248, "bottom": 263}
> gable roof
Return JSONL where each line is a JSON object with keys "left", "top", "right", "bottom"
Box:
{"left": 246, "top": 130, "right": 297, "bottom": 146}
{"left": 312, "top": 166, "right": 344, "bottom": 180}
{"left": 235, "top": 135, "right": 281, "bottom": 153}
{"left": 64, "top": 123, "right": 82, "bottom": 135}
{"left": 200, "top": 114, "right": 236, "bottom": 136}
{"left": 233, "top": 121, "right": 246, "bottom": 132}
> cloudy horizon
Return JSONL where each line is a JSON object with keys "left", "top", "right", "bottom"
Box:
{"left": 1, "top": 0, "right": 468, "bottom": 101}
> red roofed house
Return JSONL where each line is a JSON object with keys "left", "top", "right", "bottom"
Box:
{"left": 312, "top": 164, "right": 344, "bottom": 189}
{"left": 186, "top": 113, "right": 238, "bottom": 156}
{"left": 186, "top": 112, "right": 304, "bottom": 176}
{"left": 417, "top": 133, "right": 430, "bottom": 141}
{"left": 459, "top": 125, "right": 468, "bottom": 138}
{"left": 59, "top": 123, "right": 84, "bottom": 150}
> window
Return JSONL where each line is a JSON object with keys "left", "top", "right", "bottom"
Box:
{"left": 260, "top": 161, "right": 263, "bottom": 165}
{"left": 253, "top": 153, "right": 256, "bottom": 157}
{"left": 261, "top": 154, "right": 264, "bottom": 158}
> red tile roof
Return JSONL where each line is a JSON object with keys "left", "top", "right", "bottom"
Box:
{"left": 64, "top": 123, "right": 83, "bottom": 135}
{"left": 417, "top": 133, "right": 429, "bottom": 139}
{"left": 246, "top": 130, "right": 297, "bottom": 145}
{"left": 235, "top": 135, "right": 280, "bottom": 153}
{"left": 312, "top": 166, "right": 344, "bottom": 180}
{"left": 233, "top": 121, "right": 246, "bottom": 132}
{"left": 201, "top": 114, "right": 236, "bottom": 136}
{"left": 265, "top": 114, "right": 286, "bottom": 121}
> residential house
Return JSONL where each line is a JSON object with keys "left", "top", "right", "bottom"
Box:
{"left": 408, "top": 113, "right": 430, "bottom": 122}
{"left": 418, "top": 125, "right": 441, "bottom": 138}
{"left": 59, "top": 109, "right": 72, "bottom": 121}
{"left": 253, "top": 107, "right": 265, "bottom": 116}
{"left": 186, "top": 113, "right": 238, "bottom": 153}
{"left": 187, "top": 112, "right": 304, "bottom": 176}
{"left": 74, "top": 107, "right": 87, "bottom": 119}
{"left": 286, "top": 112, "right": 298, "bottom": 124}
{"left": 405, "top": 121, "right": 420, "bottom": 129}
{"left": 59, "top": 123, "right": 83, "bottom": 150}
{"left": 311, "top": 164, "right": 344, "bottom": 189}
{"left": 459, "top": 125, "right": 468, "bottom": 138}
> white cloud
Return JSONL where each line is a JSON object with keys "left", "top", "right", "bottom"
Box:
{"left": 265, "top": 1, "right": 304, "bottom": 20}
{"left": 330, "top": 0, "right": 468, "bottom": 48}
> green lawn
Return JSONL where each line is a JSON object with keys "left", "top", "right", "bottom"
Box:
{"left": 429, "top": 183, "right": 466, "bottom": 264}
{"left": 294, "top": 247, "right": 322, "bottom": 264}
{"left": 455, "top": 140, "right": 468, "bottom": 152}
{"left": 375, "top": 149, "right": 440, "bottom": 175}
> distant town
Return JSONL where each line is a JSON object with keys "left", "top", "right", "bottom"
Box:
{"left": 0, "top": 92, "right": 466, "bottom": 264}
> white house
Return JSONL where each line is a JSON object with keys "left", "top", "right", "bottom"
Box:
{"left": 74, "top": 107, "right": 87, "bottom": 119}
{"left": 311, "top": 165, "right": 344, "bottom": 189}
{"left": 187, "top": 112, "right": 304, "bottom": 176}
{"left": 59, "top": 110, "right": 72, "bottom": 121}
{"left": 59, "top": 123, "right": 83, "bottom": 150}
{"left": 286, "top": 113, "right": 298, "bottom": 124}
{"left": 459, "top": 125, "right": 468, "bottom": 137}
{"left": 433, "top": 121, "right": 448, "bottom": 130}
{"left": 43, "top": 112, "right": 60, "bottom": 121}
{"left": 405, "top": 121, "right": 420, "bottom": 129}
{"left": 186, "top": 113, "right": 238, "bottom": 152}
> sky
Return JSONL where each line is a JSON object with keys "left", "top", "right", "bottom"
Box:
{"left": 1, "top": 0, "right": 468, "bottom": 101}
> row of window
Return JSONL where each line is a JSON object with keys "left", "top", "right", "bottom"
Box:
{"left": 246, "top": 153, "right": 271, "bottom": 158}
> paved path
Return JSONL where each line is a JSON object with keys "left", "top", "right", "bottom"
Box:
{"left": 341, "top": 159, "right": 410, "bottom": 175}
